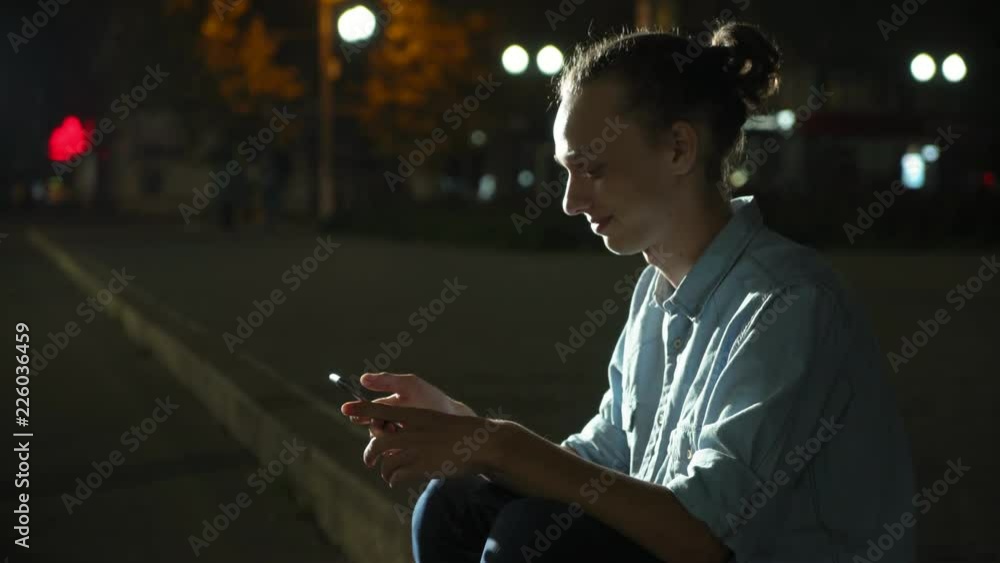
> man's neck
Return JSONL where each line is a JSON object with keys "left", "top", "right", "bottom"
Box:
{"left": 644, "top": 195, "right": 732, "bottom": 289}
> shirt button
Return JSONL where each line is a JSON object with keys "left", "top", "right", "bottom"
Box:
{"left": 672, "top": 338, "right": 684, "bottom": 351}
{"left": 656, "top": 411, "right": 665, "bottom": 425}
{"left": 687, "top": 448, "right": 693, "bottom": 460}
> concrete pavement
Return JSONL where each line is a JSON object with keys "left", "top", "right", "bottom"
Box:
{"left": 0, "top": 228, "right": 348, "bottom": 563}
{"left": 9, "top": 221, "right": 999, "bottom": 562}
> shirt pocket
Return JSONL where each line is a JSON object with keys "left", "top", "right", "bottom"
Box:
{"left": 621, "top": 393, "right": 639, "bottom": 433}
{"left": 665, "top": 421, "right": 696, "bottom": 478}
{"left": 622, "top": 392, "right": 649, "bottom": 457}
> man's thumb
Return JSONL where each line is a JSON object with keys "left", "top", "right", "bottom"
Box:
{"left": 361, "top": 372, "right": 417, "bottom": 393}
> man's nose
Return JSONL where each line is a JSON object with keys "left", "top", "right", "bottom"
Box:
{"left": 562, "top": 176, "right": 590, "bottom": 217}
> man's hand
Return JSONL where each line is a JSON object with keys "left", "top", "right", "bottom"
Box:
{"left": 344, "top": 372, "right": 475, "bottom": 432}
{"left": 340, "top": 401, "right": 502, "bottom": 488}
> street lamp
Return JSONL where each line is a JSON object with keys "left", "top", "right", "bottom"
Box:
{"left": 317, "top": 2, "right": 377, "bottom": 224}
{"left": 501, "top": 45, "right": 530, "bottom": 75}
{"left": 941, "top": 53, "right": 967, "bottom": 83}
{"left": 338, "top": 5, "right": 376, "bottom": 43}
{"left": 909, "top": 53, "right": 936, "bottom": 82}
{"left": 536, "top": 45, "right": 564, "bottom": 75}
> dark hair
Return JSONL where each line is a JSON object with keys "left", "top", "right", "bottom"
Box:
{"left": 556, "top": 22, "right": 782, "bottom": 197}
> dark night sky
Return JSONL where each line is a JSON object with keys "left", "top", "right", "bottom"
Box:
{"left": 2, "top": 0, "right": 996, "bottom": 176}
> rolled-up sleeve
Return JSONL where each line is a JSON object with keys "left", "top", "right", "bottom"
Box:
{"left": 560, "top": 327, "right": 630, "bottom": 473}
{"left": 663, "top": 284, "right": 853, "bottom": 559}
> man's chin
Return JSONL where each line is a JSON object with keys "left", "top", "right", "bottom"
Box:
{"left": 601, "top": 235, "right": 643, "bottom": 256}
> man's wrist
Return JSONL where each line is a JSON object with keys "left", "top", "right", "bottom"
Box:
{"left": 479, "top": 418, "right": 521, "bottom": 471}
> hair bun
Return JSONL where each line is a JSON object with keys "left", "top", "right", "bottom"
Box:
{"left": 711, "top": 22, "right": 782, "bottom": 112}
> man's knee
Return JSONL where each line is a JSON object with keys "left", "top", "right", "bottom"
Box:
{"left": 414, "top": 478, "right": 456, "bottom": 525}
{"left": 412, "top": 477, "right": 490, "bottom": 563}
{"left": 491, "top": 497, "right": 577, "bottom": 543}
{"left": 483, "top": 497, "right": 585, "bottom": 562}
{"left": 414, "top": 478, "right": 477, "bottom": 518}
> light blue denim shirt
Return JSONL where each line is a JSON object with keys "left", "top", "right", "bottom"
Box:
{"left": 561, "top": 196, "right": 915, "bottom": 562}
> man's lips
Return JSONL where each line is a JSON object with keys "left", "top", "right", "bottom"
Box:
{"left": 589, "top": 215, "right": 613, "bottom": 232}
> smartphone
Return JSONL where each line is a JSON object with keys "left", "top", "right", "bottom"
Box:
{"left": 329, "top": 372, "right": 402, "bottom": 430}
{"left": 328, "top": 372, "right": 377, "bottom": 402}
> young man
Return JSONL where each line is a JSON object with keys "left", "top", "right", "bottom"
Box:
{"left": 343, "top": 23, "right": 914, "bottom": 562}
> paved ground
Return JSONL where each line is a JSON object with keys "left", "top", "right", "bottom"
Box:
{"left": 2, "top": 218, "right": 998, "bottom": 561}
{"left": 0, "top": 230, "right": 347, "bottom": 563}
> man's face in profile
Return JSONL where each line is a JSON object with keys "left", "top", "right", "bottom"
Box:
{"left": 553, "top": 78, "right": 682, "bottom": 256}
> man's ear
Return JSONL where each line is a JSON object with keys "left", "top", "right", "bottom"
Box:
{"left": 666, "top": 120, "right": 699, "bottom": 176}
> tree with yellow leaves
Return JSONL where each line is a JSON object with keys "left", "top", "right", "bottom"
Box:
{"left": 169, "top": 0, "right": 305, "bottom": 117}
{"left": 349, "top": 0, "right": 494, "bottom": 158}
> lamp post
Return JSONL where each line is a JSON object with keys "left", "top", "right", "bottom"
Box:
{"left": 316, "top": 1, "right": 376, "bottom": 224}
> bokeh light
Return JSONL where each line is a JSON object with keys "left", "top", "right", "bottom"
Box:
{"left": 502, "top": 45, "right": 530, "bottom": 75}
{"left": 337, "top": 5, "right": 376, "bottom": 43}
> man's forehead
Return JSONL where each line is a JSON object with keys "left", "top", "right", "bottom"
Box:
{"left": 554, "top": 80, "right": 629, "bottom": 150}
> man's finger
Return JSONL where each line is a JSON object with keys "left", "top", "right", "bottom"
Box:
{"left": 360, "top": 372, "right": 418, "bottom": 394}
{"left": 363, "top": 433, "right": 407, "bottom": 468}
{"left": 380, "top": 449, "right": 417, "bottom": 485}
{"left": 371, "top": 395, "right": 401, "bottom": 406}
{"left": 343, "top": 401, "right": 423, "bottom": 424}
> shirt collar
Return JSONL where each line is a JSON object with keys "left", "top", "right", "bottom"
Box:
{"left": 650, "top": 195, "right": 764, "bottom": 319}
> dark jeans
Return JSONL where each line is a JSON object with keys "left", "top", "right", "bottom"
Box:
{"left": 411, "top": 476, "right": 664, "bottom": 563}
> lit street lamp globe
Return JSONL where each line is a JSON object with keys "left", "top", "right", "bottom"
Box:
{"left": 909, "top": 53, "right": 936, "bottom": 82}
{"left": 502, "top": 45, "right": 530, "bottom": 75}
{"left": 942, "top": 53, "right": 967, "bottom": 83}
{"left": 338, "top": 5, "right": 376, "bottom": 43}
{"left": 536, "top": 45, "right": 564, "bottom": 75}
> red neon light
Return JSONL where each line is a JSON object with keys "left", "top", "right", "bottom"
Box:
{"left": 48, "top": 116, "right": 92, "bottom": 162}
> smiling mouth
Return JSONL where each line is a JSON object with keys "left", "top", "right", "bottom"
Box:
{"left": 590, "top": 215, "right": 613, "bottom": 233}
